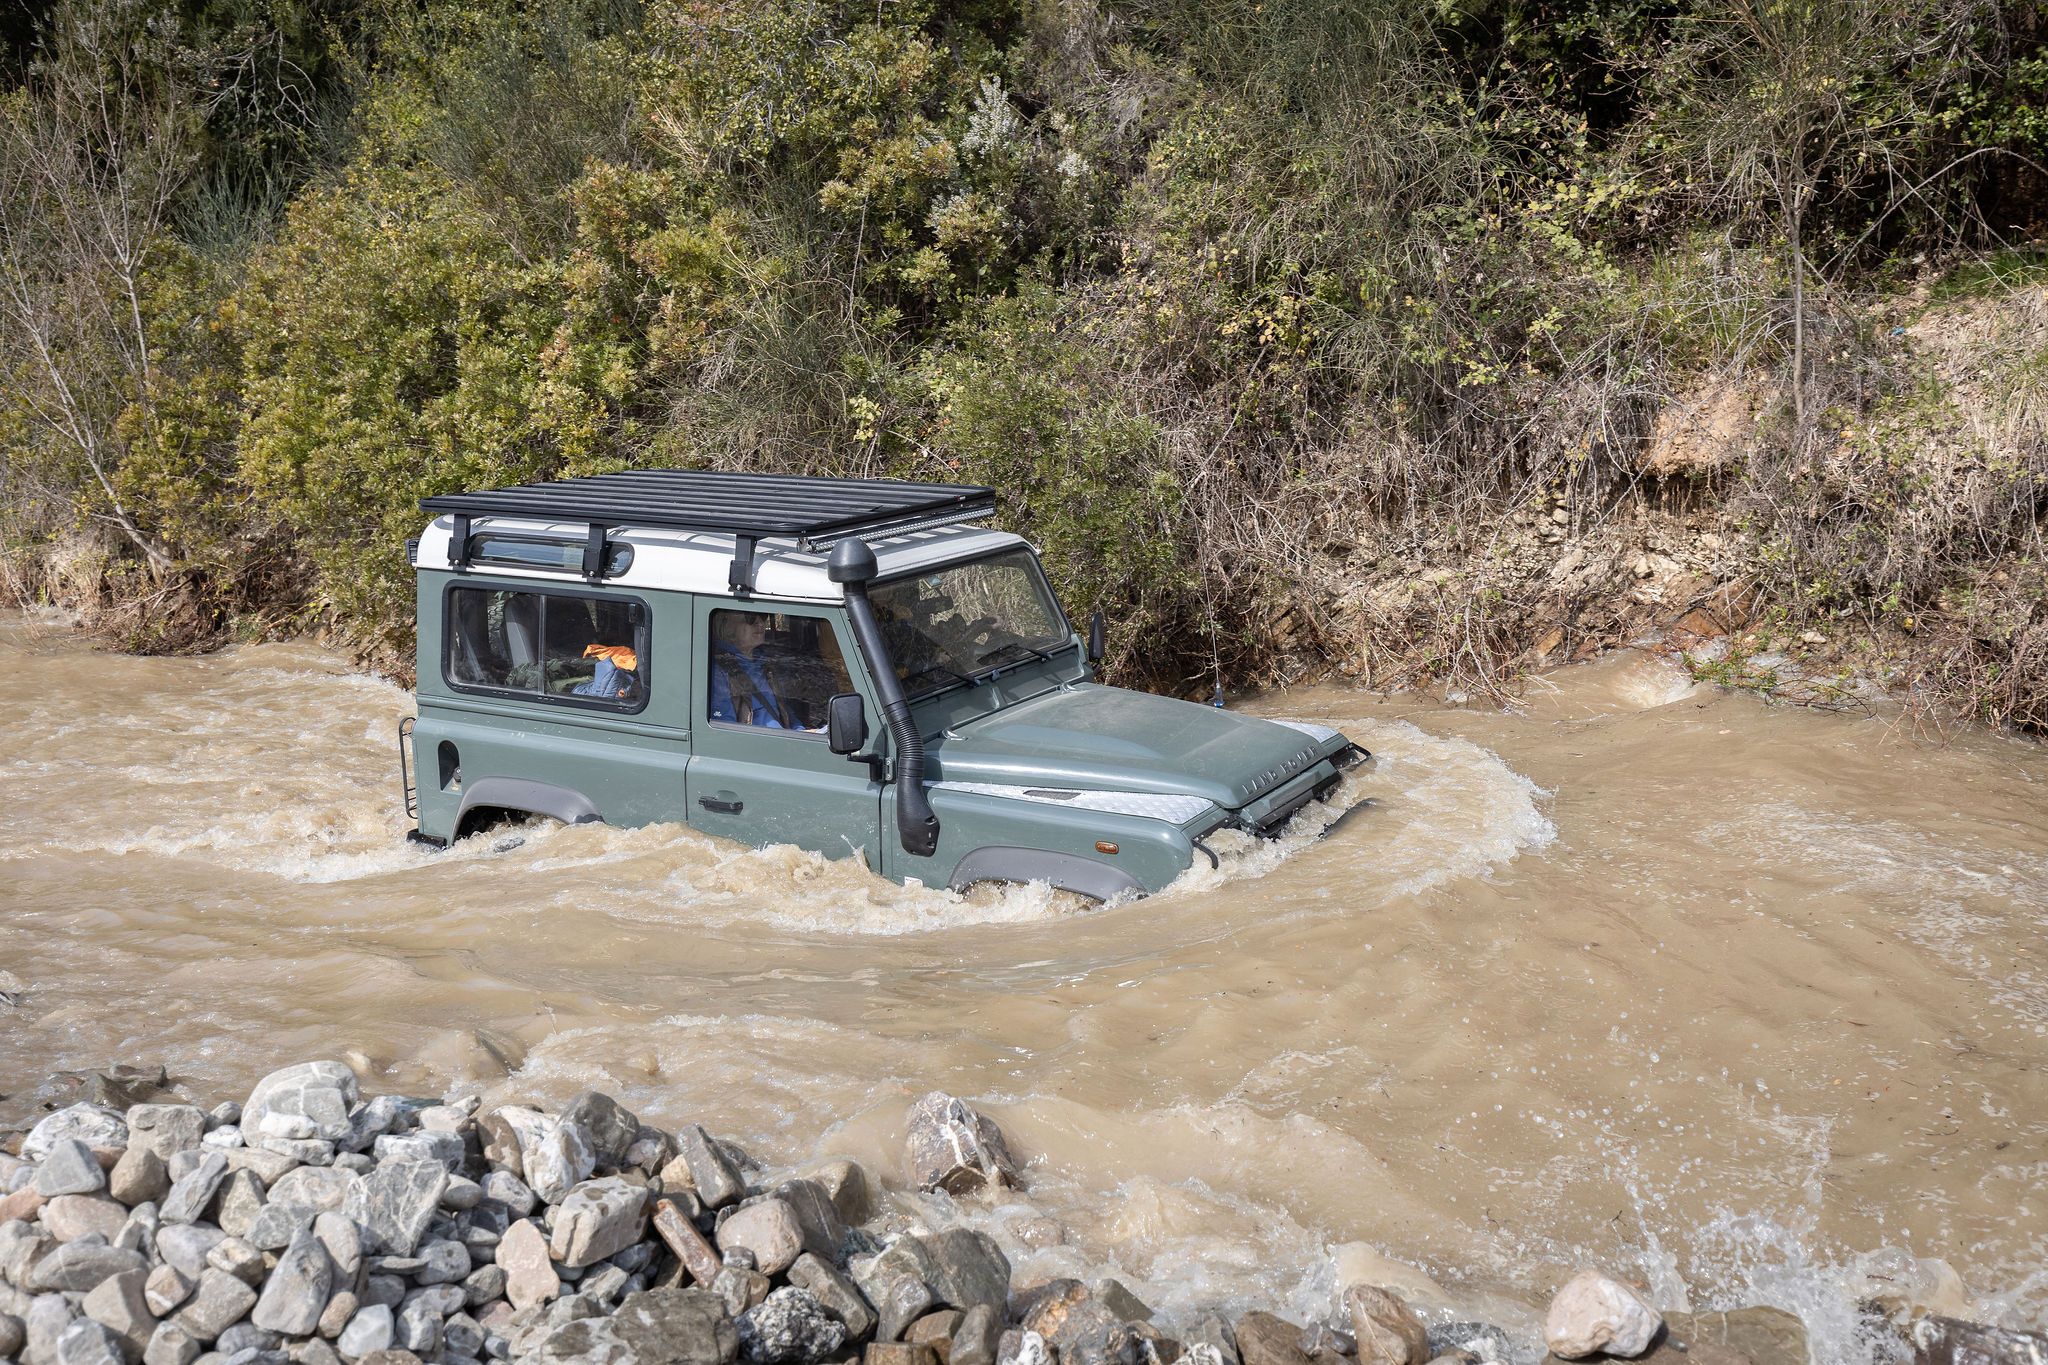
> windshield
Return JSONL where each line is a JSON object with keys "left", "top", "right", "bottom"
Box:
{"left": 870, "top": 549, "right": 1070, "bottom": 695}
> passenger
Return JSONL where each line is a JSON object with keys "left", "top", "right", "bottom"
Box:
{"left": 571, "top": 641, "right": 641, "bottom": 699}
{"left": 710, "top": 612, "right": 810, "bottom": 728}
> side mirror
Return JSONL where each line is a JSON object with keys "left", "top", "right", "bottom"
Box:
{"left": 826, "top": 692, "right": 868, "bottom": 754}
{"left": 1087, "top": 609, "right": 1106, "bottom": 664}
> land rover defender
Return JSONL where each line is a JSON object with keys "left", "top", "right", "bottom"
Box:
{"left": 399, "top": 471, "right": 1370, "bottom": 900}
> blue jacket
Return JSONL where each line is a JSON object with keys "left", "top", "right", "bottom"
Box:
{"left": 571, "top": 658, "right": 639, "bottom": 700}
{"left": 709, "top": 642, "right": 790, "bottom": 727}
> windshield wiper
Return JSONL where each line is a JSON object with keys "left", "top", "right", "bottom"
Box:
{"left": 902, "top": 663, "right": 976, "bottom": 700}
{"left": 973, "top": 640, "right": 1059, "bottom": 673}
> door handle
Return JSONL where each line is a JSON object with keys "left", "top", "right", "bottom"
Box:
{"left": 698, "top": 795, "right": 743, "bottom": 815}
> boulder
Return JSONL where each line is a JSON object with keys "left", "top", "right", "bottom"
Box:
{"left": 24, "top": 1108, "right": 128, "bottom": 1162}
{"left": 558, "top": 1096, "right": 640, "bottom": 1172}
{"left": 343, "top": 1163, "right": 446, "bottom": 1257}
{"left": 54, "top": 1317, "right": 126, "bottom": 1365}
{"left": 550, "top": 1179, "right": 649, "bottom": 1272}
{"left": 737, "top": 1288, "right": 845, "bottom": 1365}
{"left": 263, "top": 1170, "right": 357, "bottom": 1217}
{"left": 496, "top": 1221, "right": 559, "bottom": 1313}
{"left": 524, "top": 1127, "right": 595, "bottom": 1208}
{"left": 1234, "top": 1315, "right": 1313, "bottom": 1365}
{"left": 109, "top": 1148, "right": 170, "bottom": 1210}
{"left": 916, "top": 1231, "right": 1008, "bottom": 1314}
{"left": 716, "top": 1202, "right": 803, "bottom": 1278}
{"left": 1543, "top": 1274, "right": 1662, "bottom": 1360}
{"left": 171, "top": 1270, "right": 258, "bottom": 1344}
{"left": 36, "top": 1143, "right": 108, "bottom": 1199}
{"left": 158, "top": 1155, "right": 230, "bottom": 1228}
{"left": 124, "top": 1110, "right": 206, "bottom": 1164}
{"left": 41, "top": 1197, "right": 131, "bottom": 1244}
{"left": 141, "top": 1322, "right": 198, "bottom": 1365}
{"left": 249, "top": 1230, "right": 332, "bottom": 1336}
{"left": 337, "top": 1304, "right": 394, "bottom": 1359}
{"left": 673, "top": 1129, "right": 744, "bottom": 1211}
{"left": 903, "top": 1096, "right": 1016, "bottom": 1196}
{"left": 1346, "top": 1287, "right": 1428, "bottom": 1365}
{"left": 785, "top": 1255, "right": 875, "bottom": 1343}
{"left": 29, "top": 1244, "right": 147, "bottom": 1294}
{"left": 242, "top": 1066, "right": 358, "bottom": 1146}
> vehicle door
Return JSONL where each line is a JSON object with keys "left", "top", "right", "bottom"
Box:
{"left": 686, "top": 601, "right": 884, "bottom": 867}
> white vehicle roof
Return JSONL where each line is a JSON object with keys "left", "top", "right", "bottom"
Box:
{"left": 412, "top": 515, "right": 1032, "bottom": 603}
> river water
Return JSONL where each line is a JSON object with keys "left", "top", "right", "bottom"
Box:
{"left": 3, "top": 611, "right": 2045, "bottom": 1359}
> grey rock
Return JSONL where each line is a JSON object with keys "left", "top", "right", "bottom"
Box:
{"left": 218, "top": 1156, "right": 294, "bottom": 1190}
{"left": 310, "top": 1216, "right": 359, "bottom": 1284}
{"left": 413, "top": 1243, "right": 469, "bottom": 1288}
{"left": 952, "top": 1305, "right": 1001, "bottom": 1365}
{"left": 201, "top": 1241, "right": 263, "bottom": 1290}
{"left": 163, "top": 1156, "right": 205, "bottom": 1188}
{"left": 153, "top": 1230, "right": 226, "bottom": 1281}
{"left": 737, "top": 1289, "right": 844, "bottom": 1365}
{"left": 557, "top": 1098, "right": 638, "bottom": 1173}
{"left": 477, "top": 1175, "right": 533, "bottom": 1220}
{"left": 549, "top": 1182, "right": 647, "bottom": 1271}
{"left": 172, "top": 1273, "right": 257, "bottom": 1345}
{"left": 199, "top": 1131, "right": 242, "bottom": 1153}
{"left": 109, "top": 1151, "right": 169, "bottom": 1212}
{"left": 316, "top": 1291, "right": 357, "bottom": 1341}
{"left": 764, "top": 1184, "right": 843, "bottom": 1265}
{"left": 28, "top": 1293, "right": 79, "bottom": 1365}
{"left": 250, "top": 1231, "right": 331, "bottom": 1336}
{"left": 611, "top": 1287, "right": 736, "bottom": 1365}
{"left": 578, "top": 1269, "right": 628, "bottom": 1309}
{"left": 709, "top": 1269, "right": 769, "bottom": 1321}
{"left": 142, "top": 1270, "right": 192, "bottom": 1320}
{"left": 112, "top": 1206, "right": 159, "bottom": 1259}
{"left": 368, "top": 1138, "right": 459, "bottom": 1175}
{"left": 461, "top": 1268, "right": 505, "bottom": 1312}
{"left": 794, "top": 1162, "right": 872, "bottom": 1229}
{"left": 1094, "top": 1283, "right": 1151, "bottom": 1325}
{"left": 783, "top": 1256, "right": 873, "bottom": 1343}
{"left": 360, "top": 1281, "right": 404, "bottom": 1312}
{"left": 240, "top": 1208, "right": 310, "bottom": 1256}
{"left": 439, "top": 1180, "right": 482, "bottom": 1215}
{"left": 713, "top": 1204, "right": 799, "bottom": 1279}
{"left": 24, "top": 1110, "right": 128, "bottom": 1164}
{"left": 30, "top": 1246, "right": 147, "bottom": 1295}
{"left": 336, "top": 1305, "right": 393, "bottom": 1359}
{"left": 442, "top": 1314, "right": 483, "bottom": 1361}
{"left": 1, "top": 1223, "right": 55, "bottom": 1288}
{"left": 521, "top": 1131, "right": 593, "bottom": 1209}
{"left": 210, "top": 1178, "right": 265, "bottom": 1244}
{"left": 1423, "top": 1325, "right": 1510, "bottom": 1365}
{"left": 81, "top": 1269, "right": 155, "bottom": 1362}
{"left": 242, "top": 1068, "right": 358, "bottom": 1148}
{"left": 902, "top": 1096, "right": 1015, "bottom": 1197}
{"left": 159, "top": 1159, "right": 230, "bottom": 1229}
{"left": 393, "top": 1300, "right": 439, "bottom": 1357}
{"left": 673, "top": 1130, "right": 744, "bottom": 1212}
{"left": 342, "top": 1166, "right": 445, "bottom": 1258}
{"left": 609, "top": 1244, "right": 653, "bottom": 1277}
{"left": 849, "top": 1244, "right": 934, "bottom": 1343}
{"left": 211, "top": 1329, "right": 278, "bottom": 1358}
{"left": 295, "top": 1339, "right": 344, "bottom": 1365}
{"left": 36, "top": 1146, "right": 107, "bottom": 1201}
{"left": 0, "top": 1314, "right": 24, "bottom": 1361}
{"left": 42, "top": 1199, "right": 131, "bottom": 1246}
{"left": 262, "top": 1173, "right": 354, "bottom": 1219}
{"left": 401, "top": 1286, "right": 464, "bottom": 1319}
{"left": 1020, "top": 1283, "right": 1135, "bottom": 1365}
{"left": 252, "top": 1142, "right": 328, "bottom": 1169}
{"left": 719, "top": 1250, "right": 755, "bottom": 1274}
{"left": 55, "top": 1318, "right": 125, "bottom": 1365}
{"left": 125, "top": 1112, "right": 206, "bottom": 1165}
{"left": 143, "top": 1324, "right": 199, "bottom": 1365}
{"left": 914, "top": 1231, "right": 1008, "bottom": 1314}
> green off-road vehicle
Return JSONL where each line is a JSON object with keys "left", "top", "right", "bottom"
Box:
{"left": 399, "top": 471, "right": 1370, "bottom": 900}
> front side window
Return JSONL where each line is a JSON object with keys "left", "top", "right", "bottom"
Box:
{"left": 869, "top": 550, "right": 1068, "bottom": 695}
{"left": 706, "top": 610, "right": 854, "bottom": 733}
{"left": 445, "top": 587, "right": 647, "bottom": 709}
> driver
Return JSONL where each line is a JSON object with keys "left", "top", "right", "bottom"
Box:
{"left": 710, "top": 611, "right": 804, "bottom": 728}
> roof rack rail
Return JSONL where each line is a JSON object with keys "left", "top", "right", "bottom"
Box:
{"left": 421, "top": 470, "right": 998, "bottom": 593}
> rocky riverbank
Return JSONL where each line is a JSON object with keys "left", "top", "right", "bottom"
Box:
{"left": 0, "top": 1063, "right": 2028, "bottom": 1365}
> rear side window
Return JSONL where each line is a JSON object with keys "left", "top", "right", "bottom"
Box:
{"left": 445, "top": 586, "right": 649, "bottom": 711}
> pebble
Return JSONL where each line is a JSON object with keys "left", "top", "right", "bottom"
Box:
{"left": 1543, "top": 1273, "right": 1662, "bottom": 1360}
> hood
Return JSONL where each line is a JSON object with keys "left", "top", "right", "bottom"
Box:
{"left": 925, "top": 683, "right": 1336, "bottom": 810}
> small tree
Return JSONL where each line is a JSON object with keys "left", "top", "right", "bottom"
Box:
{"left": 0, "top": 2, "right": 198, "bottom": 573}
{"left": 1640, "top": 0, "right": 1993, "bottom": 423}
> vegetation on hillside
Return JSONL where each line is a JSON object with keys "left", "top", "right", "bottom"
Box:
{"left": 3, "top": 0, "right": 2045, "bottom": 727}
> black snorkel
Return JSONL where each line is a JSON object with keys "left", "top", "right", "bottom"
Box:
{"left": 829, "top": 538, "right": 940, "bottom": 858}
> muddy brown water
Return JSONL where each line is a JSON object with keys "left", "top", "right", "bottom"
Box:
{"left": 3, "top": 611, "right": 2045, "bottom": 1359}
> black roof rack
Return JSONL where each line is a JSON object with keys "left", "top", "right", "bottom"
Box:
{"left": 420, "top": 470, "right": 997, "bottom": 593}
